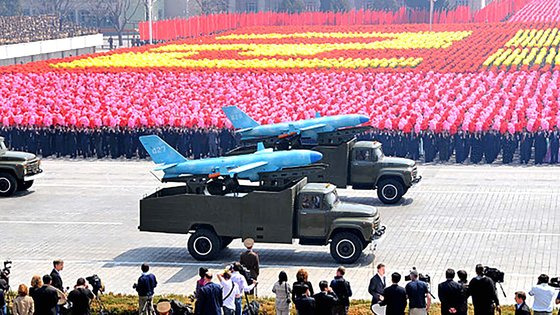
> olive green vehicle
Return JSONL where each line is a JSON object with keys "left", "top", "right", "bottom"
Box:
{"left": 307, "top": 139, "right": 422, "bottom": 204}
{"left": 139, "top": 178, "right": 385, "bottom": 264}
{"left": 0, "top": 136, "right": 43, "bottom": 197}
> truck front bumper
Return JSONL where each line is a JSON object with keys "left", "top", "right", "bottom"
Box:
{"left": 411, "top": 175, "right": 422, "bottom": 185}
{"left": 24, "top": 170, "right": 44, "bottom": 181}
{"left": 370, "top": 225, "right": 387, "bottom": 252}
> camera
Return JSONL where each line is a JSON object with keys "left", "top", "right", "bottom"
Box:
{"left": 549, "top": 277, "right": 559, "bottom": 288}
{"left": 404, "top": 267, "right": 431, "bottom": 283}
{"left": 483, "top": 266, "right": 505, "bottom": 283}
{"left": 86, "top": 274, "right": 104, "bottom": 296}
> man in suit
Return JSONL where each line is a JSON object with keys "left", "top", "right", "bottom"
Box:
{"left": 50, "top": 260, "right": 64, "bottom": 292}
{"left": 330, "top": 266, "right": 352, "bottom": 315}
{"left": 379, "top": 272, "right": 407, "bottom": 315}
{"left": 369, "top": 263, "right": 386, "bottom": 306}
{"left": 438, "top": 269, "right": 464, "bottom": 315}
{"left": 313, "top": 280, "right": 338, "bottom": 315}
{"left": 515, "top": 291, "right": 531, "bottom": 315}
{"left": 457, "top": 270, "right": 469, "bottom": 315}
{"left": 194, "top": 272, "right": 222, "bottom": 315}
{"left": 469, "top": 264, "right": 500, "bottom": 315}
{"left": 33, "top": 275, "right": 59, "bottom": 315}
{"left": 240, "top": 238, "right": 259, "bottom": 282}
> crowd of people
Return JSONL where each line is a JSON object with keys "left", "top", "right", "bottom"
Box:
{"left": 3, "top": 125, "right": 560, "bottom": 165}
{"left": 2, "top": 248, "right": 560, "bottom": 315}
{"left": 0, "top": 15, "right": 97, "bottom": 46}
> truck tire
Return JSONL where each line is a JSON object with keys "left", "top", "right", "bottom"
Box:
{"left": 187, "top": 229, "right": 222, "bottom": 261}
{"left": 377, "top": 179, "right": 404, "bottom": 204}
{"left": 330, "top": 232, "right": 363, "bottom": 264}
{"left": 0, "top": 173, "right": 17, "bottom": 197}
{"left": 18, "top": 180, "right": 34, "bottom": 191}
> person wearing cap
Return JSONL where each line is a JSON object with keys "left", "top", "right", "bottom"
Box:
{"left": 156, "top": 301, "right": 171, "bottom": 315}
{"left": 240, "top": 238, "right": 259, "bottom": 283}
{"left": 67, "top": 278, "right": 94, "bottom": 315}
{"left": 405, "top": 269, "right": 430, "bottom": 315}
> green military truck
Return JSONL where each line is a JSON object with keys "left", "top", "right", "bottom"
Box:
{"left": 307, "top": 138, "right": 421, "bottom": 204}
{"left": 139, "top": 178, "right": 385, "bottom": 264}
{"left": 0, "top": 136, "right": 43, "bottom": 197}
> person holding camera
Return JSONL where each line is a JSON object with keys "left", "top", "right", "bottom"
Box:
{"left": 194, "top": 272, "right": 222, "bottom": 315}
{"left": 217, "top": 271, "right": 239, "bottom": 315}
{"left": 330, "top": 266, "right": 352, "bottom": 315}
{"left": 230, "top": 262, "right": 256, "bottom": 315}
{"left": 67, "top": 278, "right": 94, "bottom": 315}
{"left": 380, "top": 272, "right": 407, "bottom": 315}
{"left": 438, "top": 269, "right": 464, "bottom": 315}
{"left": 313, "top": 280, "right": 338, "bottom": 315}
{"left": 272, "top": 271, "right": 291, "bottom": 315}
{"left": 468, "top": 264, "right": 499, "bottom": 315}
{"left": 514, "top": 291, "right": 531, "bottom": 315}
{"left": 135, "top": 263, "right": 157, "bottom": 315}
{"left": 405, "top": 269, "right": 431, "bottom": 315}
{"left": 529, "top": 274, "right": 557, "bottom": 315}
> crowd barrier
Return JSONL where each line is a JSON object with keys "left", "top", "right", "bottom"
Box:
{"left": 139, "top": 0, "right": 529, "bottom": 41}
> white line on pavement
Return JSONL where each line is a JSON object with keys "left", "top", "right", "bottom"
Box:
{"left": 410, "top": 229, "right": 560, "bottom": 237}
{"left": 0, "top": 220, "right": 122, "bottom": 226}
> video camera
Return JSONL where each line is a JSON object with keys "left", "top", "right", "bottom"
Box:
{"left": 0, "top": 260, "right": 12, "bottom": 288}
{"left": 86, "top": 274, "right": 104, "bottom": 296}
{"left": 483, "top": 266, "right": 505, "bottom": 283}
{"left": 404, "top": 267, "right": 431, "bottom": 283}
{"left": 549, "top": 277, "right": 560, "bottom": 288}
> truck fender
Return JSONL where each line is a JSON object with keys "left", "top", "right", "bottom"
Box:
{"left": 188, "top": 223, "right": 218, "bottom": 235}
{"left": 0, "top": 165, "right": 23, "bottom": 179}
{"left": 327, "top": 225, "right": 370, "bottom": 247}
{"left": 375, "top": 172, "right": 406, "bottom": 187}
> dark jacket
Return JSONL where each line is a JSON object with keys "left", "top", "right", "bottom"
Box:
{"left": 195, "top": 282, "right": 223, "bottom": 315}
{"left": 32, "top": 285, "right": 59, "bottom": 315}
{"left": 380, "top": 284, "right": 407, "bottom": 315}
{"left": 50, "top": 269, "right": 63, "bottom": 292}
{"left": 136, "top": 273, "right": 157, "bottom": 297}
{"left": 468, "top": 276, "right": 499, "bottom": 315}
{"left": 293, "top": 281, "right": 314, "bottom": 300}
{"left": 67, "top": 287, "right": 94, "bottom": 315}
{"left": 294, "top": 295, "right": 316, "bottom": 315}
{"left": 313, "top": 291, "right": 338, "bottom": 315}
{"left": 240, "top": 250, "right": 259, "bottom": 280}
{"left": 369, "top": 274, "right": 386, "bottom": 305}
{"left": 515, "top": 302, "right": 531, "bottom": 315}
{"left": 438, "top": 280, "right": 464, "bottom": 315}
{"left": 330, "top": 276, "right": 352, "bottom": 307}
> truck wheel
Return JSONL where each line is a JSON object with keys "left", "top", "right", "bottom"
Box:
{"left": 330, "top": 232, "right": 363, "bottom": 264}
{"left": 0, "top": 173, "right": 17, "bottom": 197}
{"left": 18, "top": 180, "right": 34, "bottom": 191}
{"left": 377, "top": 179, "right": 404, "bottom": 204}
{"left": 187, "top": 229, "right": 222, "bottom": 261}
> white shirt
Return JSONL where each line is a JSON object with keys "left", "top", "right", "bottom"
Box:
{"left": 529, "top": 283, "right": 556, "bottom": 312}
{"left": 220, "top": 279, "right": 240, "bottom": 310}
{"left": 231, "top": 271, "right": 255, "bottom": 295}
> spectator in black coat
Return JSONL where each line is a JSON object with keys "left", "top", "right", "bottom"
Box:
{"left": 294, "top": 294, "right": 316, "bottom": 315}
{"left": 456, "top": 270, "right": 469, "bottom": 315}
{"left": 549, "top": 127, "right": 559, "bottom": 163}
{"left": 32, "top": 275, "right": 59, "bottom": 315}
{"left": 368, "top": 263, "right": 386, "bottom": 306}
{"left": 330, "top": 266, "right": 352, "bottom": 315}
{"left": 380, "top": 272, "right": 407, "bottom": 315}
{"left": 50, "top": 260, "right": 64, "bottom": 292}
{"left": 514, "top": 291, "right": 531, "bottom": 315}
{"left": 195, "top": 272, "right": 222, "bottom": 315}
{"left": 534, "top": 129, "right": 547, "bottom": 164}
{"left": 468, "top": 264, "right": 500, "bottom": 315}
{"left": 293, "top": 269, "right": 314, "bottom": 300}
{"left": 312, "top": 280, "right": 338, "bottom": 315}
{"left": 519, "top": 131, "right": 533, "bottom": 164}
{"left": 438, "top": 269, "right": 464, "bottom": 315}
{"left": 67, "top": 278, "right": 94, "bottom": 315}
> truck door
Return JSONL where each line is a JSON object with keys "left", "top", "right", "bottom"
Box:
{"left": 350, "top": 147, "right": 376, "bottom": 186}
{"left": 297, "top": 193, "right": 327, "bottom": 238}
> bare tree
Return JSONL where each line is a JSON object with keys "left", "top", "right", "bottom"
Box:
{"left": 193, "top": 0, "right": 228, "bottom": 15}
{"left": 102, "top": 0, "right": 142, "bottom": 46}
{"left": 87, "top": 0, "right": 110, "bottom": 29}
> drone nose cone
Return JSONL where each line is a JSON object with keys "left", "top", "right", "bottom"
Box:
{"left": 310, "top": 151, "right": 323, "bottom": 163}
{"left": 359, "top": 115, "right": 370, "bottom": 124}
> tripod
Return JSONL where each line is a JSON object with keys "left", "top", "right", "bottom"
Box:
{"left": 140, "top": 296, "right": 155, "bottom": 315}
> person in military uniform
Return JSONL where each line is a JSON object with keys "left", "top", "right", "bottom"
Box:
{"left": 534, "top": 128, "right": 547, "bottom": 164}
{"left": 519, "top": 130, "right": 533, "bottom": 164}
{"left": 549, "top": 127, "right": 559, "bottom": 164}
{"left": 240, "top": 238, "right": 260, "bottom": 283}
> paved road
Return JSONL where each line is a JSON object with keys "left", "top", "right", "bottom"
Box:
{"left": 1, "top": 160, "right": 559, "bottom": 304}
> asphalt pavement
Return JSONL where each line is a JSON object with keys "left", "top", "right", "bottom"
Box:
{"left": 1, "top": 159, "right": 559, "bottom": 303}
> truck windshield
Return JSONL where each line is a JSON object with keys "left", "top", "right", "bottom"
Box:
{"left": 325, "top": 191, "right": 339, "bottom": 207}
{"left": 374, "top": 148, "right": 384, "bottom": 160}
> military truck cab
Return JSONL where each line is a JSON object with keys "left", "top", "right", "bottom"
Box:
{"left": 139, "top": 179, "right": 385, "bottom": 264}
{"left": 0, "top": 137, "right": 43, "bottom": 197}
{"left": 308, "top": 139, "right": 421, "bottom": 204}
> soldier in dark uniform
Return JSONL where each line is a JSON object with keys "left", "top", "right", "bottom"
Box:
{"left": 534, "top": 128, "right": 547, "bottom": 164}
{"left": 437, "top": 132, "right": 451, "bottom": 162}
{"left": 454, "top": 130, "right": 469, "bottom": 163}
{"left": 208, "top": 128, "right": 218, "bottom": 157}
{"left": 519, "top": 130, "right": 533, "bottom": 164}
{"left": 483, "top": 131, "right": 497, "bottom": 164}
{"left": 408, "top": 132, "right": 420, "bottom": 160}
{"left": 137, "top": 127, "right": 148, "bottom": 159}
{"left": 549, "top": 127, "right": 559, "bottom": 164}
{"left": 501, "top": 132, "right": 517, "bottom": 164}
{"left": 55, "top": 127, "right": 65, "bottom": 157}
{"left": 422, "top": 131, "right": 437, "bottom": 162}
{"left": 27, "top": 126, "right": 39, "bottom": 155}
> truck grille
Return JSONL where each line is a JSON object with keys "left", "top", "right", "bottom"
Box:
{"left": 412, "top": 166, "right": 418, "bottom": 179}
{"left": 373, "top": 215, "right": 381, "bottom": 230}
{"left": 26, "top": 160, "right": 41, "bottom": 175}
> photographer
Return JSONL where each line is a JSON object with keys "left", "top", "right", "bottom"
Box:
{"left": 217, "top": 271, "right": 239, "bottom": 315}
{"left": 33, "top": 275, "right": 59, "bottom": 315}
{"left": 405, "top": 270, "right": 431, "bottom": 315}
{"left": 135, "top": 264, "right": 157, "bottom": 315}
{"left": 67, "top": 278, "right": 94, "bottom": 315}
{"left": 528, "top": 274, "right": 556, "bottom": 315}
{"left": 468, "top": 264, "right": 499, "bottom": 315}
{"left": 438, "top": 269, "right": 463, "bottom": 315}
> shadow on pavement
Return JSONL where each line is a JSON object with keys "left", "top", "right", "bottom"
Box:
{"left": 340, "top": 196, "right": 414, "bottom": 207}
